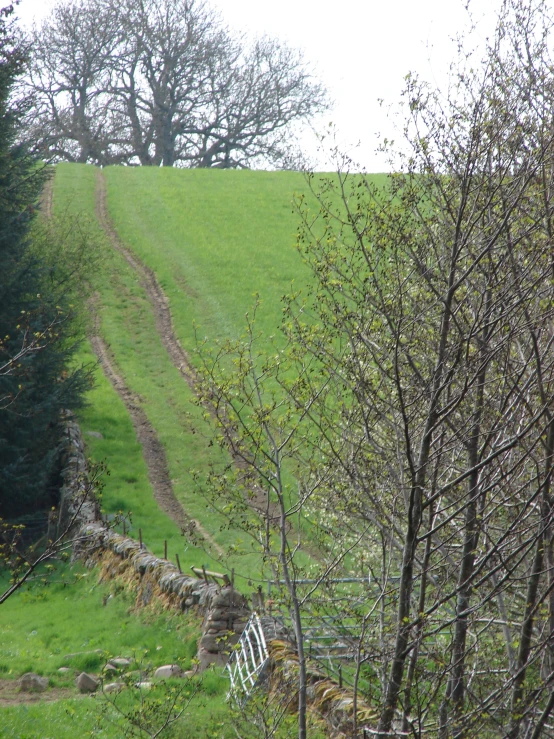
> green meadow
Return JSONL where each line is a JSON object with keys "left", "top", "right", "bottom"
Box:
{"left": 0, "top": 563, "right": 231, "bottom": 739}
{"left": 2, "top": 164, "right": 385, "bottom": 735}
{"left": 102, "top": 166, "right": 319, "bottom": 347}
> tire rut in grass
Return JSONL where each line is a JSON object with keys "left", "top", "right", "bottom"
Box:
{"left": 40, "top": 176, "right": 222, "bottom": 557}
{"left": 0, "top": 679, "right": 79, "bottom": 706}
{"left": 93, "top": 171, "right": 323, "bottom": 559}
{"left": 94, "top": 170, "right": 276, "bottom": 517}
{"left": 95, "top": 171, "right": 197, "bottom": 389}
{"left": 88, "top": 306, "right": 223, "bottom": 557}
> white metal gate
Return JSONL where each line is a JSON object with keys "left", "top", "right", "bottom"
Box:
{"left": 226, "top": 612, "right": 269, "bottom": 698}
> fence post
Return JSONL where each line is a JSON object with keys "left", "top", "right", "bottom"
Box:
{"left": 164, "top": 540, "right": 167, "bottom": 560}
{"left": 139, "top": 528, "right": 143, "bottom": 549}
{"left": 176, "top": 553, "right": 182, "bottom": 573}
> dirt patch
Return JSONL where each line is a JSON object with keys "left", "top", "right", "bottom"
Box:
{"left": 40, "top": 175, "right": 54, "bottom": 219}
{"left": 0, "top": 678, "right": 79, "bottom": 706}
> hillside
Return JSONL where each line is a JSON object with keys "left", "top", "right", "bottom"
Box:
{"left": 60, "top": 163, "right": 341, "bottom": 559}
{"left": 2, "top": 163, "right": 357, "bottom": 738}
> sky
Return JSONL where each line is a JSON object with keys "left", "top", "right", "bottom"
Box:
{"left": 15, "top": 0, "right": 500, "bottom": 170}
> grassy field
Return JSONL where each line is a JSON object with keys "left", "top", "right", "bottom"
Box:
{"left": 0, "top": 566, "right": 201, "bottom": 679}
{"left": 53, "top": 163, "right": 340, "bottom": 575}
{"left": 0, "top": 562, "right": 232, "bottom": 739}
{"left": 102, "top": 166, "right": 320, "bottom": 349}
{"left": 53, "top": 164, "right": 241, "bottom": 569}
{"left": 3, "top": 164, "right": 386, "bottom": 736}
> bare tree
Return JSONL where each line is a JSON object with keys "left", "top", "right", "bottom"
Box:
{"left": 26, "top": 0, "right": 123, "bottom": 164}
{"left": 25, "top": 0, "right": 328, "bottom": 168}
{"left": 195, "top": 304, "right": 343, "bottom": 739}
{"left": 109, "top": 0, "right": 228, "bottom": 166}
{"left": 196, "top": 1, "right": 554, "bottom": 736}
{"left": 189, "top": 36, "right": 327, "bottom": 169}
{"left": 284, "top": 1, "right": 554, "bottom": 735}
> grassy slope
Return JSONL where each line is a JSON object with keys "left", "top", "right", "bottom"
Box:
{"left": 99, "top": 166, "right": 388, "bottom": 570}
{"left": 0, "top": 564, "right": 231, "bottom": 739}
{"left": 2, "top": 164, "right": 385, "bottom": 736}
{"left": 56, "top": 164, "right": 389, "bottom": 572}
{"left": 54, "top": 164, "right": 243, "bottom": 570}
{"left": 0, "top": 166, "right": 231, "bottom": 736}
{"left": 102, "top": 167, "right": 321, "bottom": 348}
{"left": 0, "top": 568, "right": 200, "bottom": 678}
{"left": 59, "top": 163, "right": 338, "bottom": 576}
{"left": 53, "top": 164, "right": 188, "bottom": 559}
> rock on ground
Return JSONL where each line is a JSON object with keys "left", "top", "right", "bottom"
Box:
{"left": 154, "top": 664, "right": 183, "bottom": 679}
{"left": 76, "top": 672, "right": 99, "bottom": 693}
{"left": 111, "top": 657, "right": 131, "bottom": 667}
{"left": 19, "top": 673, "right": 49, "bottom": 692}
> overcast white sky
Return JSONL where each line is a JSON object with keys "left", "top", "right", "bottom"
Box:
{"left": 15, "top": 0, "right": 500, "bottom": 170}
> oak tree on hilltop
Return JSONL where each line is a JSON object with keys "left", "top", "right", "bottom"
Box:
{"left": 26, "top": 0, "right": 329, "bottom": 168}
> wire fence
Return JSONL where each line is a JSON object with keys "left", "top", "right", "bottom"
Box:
{"left": 1, "top": 512, "right": 51, "bottom": 547}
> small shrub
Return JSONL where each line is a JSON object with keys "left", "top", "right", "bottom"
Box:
{"left": 70, "top": 652, "right": 104, "bottom": 673}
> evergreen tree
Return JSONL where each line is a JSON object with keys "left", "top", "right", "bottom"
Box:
{"left": 0, "top": 5, "right": 89, "bottom": 518}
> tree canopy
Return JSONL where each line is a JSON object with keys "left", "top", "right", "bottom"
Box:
{"left": 25, "top": 0, "right": 329, "bottom": 168}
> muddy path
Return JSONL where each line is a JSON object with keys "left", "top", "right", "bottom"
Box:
{"left": 40, "top": 174, "right": 222, "bottom": 558}
{"left": 95, "top": 172, "right": 196, "bottom": 388}
{"left": 93, "top": 175, "right": 225, "bottom": 553}
{"left": 94, "top": 170, "right": 277, "bottom": 523}
{"left": 88, "top": 306, "right": 223, "bottom": 557}
{"left": 0, "top": 679, "right": 79, "bottom": 707}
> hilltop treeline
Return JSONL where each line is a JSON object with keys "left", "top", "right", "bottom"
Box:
{"left": 25, "top": 0, "right": 328, "bottom": 169}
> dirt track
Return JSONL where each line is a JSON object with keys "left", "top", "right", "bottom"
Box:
{"left": 0, "top": 679, "right": 78, "bottom": 706}
{"left": 95, "top": 172, "right": 196, "bottom": 388}
{"left": 94, "top": 170, "right": 275, "bottom": 522}
{"left": 42, "top": 170, "right": 313, "bottom": 564}
{"left": 90, "top": 176, "right": 223, "bottom": 557}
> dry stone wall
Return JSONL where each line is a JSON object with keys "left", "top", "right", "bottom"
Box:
{"left": 60, "top": 420, "right": 368, "bottom": 733}
{"left": 58, "top": 418, "right": 251, "bottom": 670}
{"left": 267, "top": 640, "right": 378, "bottom": 738}
{"left": 51, "top": 413, "right": 99, "bottom": 542}
{"left": 75, "top": 523, "right": 250, "bottom": 670}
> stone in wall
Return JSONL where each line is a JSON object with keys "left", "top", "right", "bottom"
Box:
{"left": 61, "top": 420, "right": 252, "bottom": 673}
{"left": 198, "top": 585, "right": 250, "bottom": 667}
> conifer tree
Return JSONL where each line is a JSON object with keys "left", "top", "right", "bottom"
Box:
{"left": 0, "top": 4, "right": 88, "bottom": 517}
